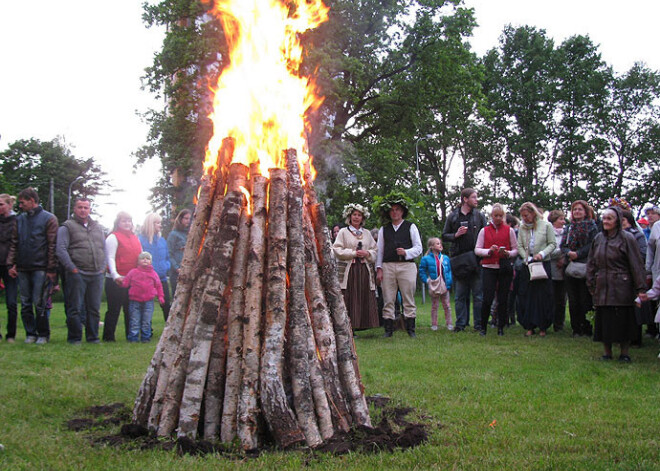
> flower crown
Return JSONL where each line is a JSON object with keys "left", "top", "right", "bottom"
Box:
{"left": 342, "top": 203, "right": 370, "bottom": 220}
{"left": 607, "top": 196, "right": 631, "bottom": 211}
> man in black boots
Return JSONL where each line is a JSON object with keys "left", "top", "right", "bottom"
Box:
{"left": 375, "top": 194, "right": 423, "bottom": 338}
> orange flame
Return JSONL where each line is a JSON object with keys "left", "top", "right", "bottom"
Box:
{"left": 203, "top": 0, "right": 328, "bottom": 177}
{"left": 239, "top": 185, "right": 252, "bottom": 215}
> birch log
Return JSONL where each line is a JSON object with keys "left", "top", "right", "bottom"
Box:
{"left": 260, "top": 168, "right": 304, "bottom": 448}
{"left": 177, "top": 173, "right": 245, "bottom": 438}
{"left": 310, "top": 202, "right": 372, "bottom": 428}
{"left": 236, "top": 174, "right": 268, "bottom": 450}
{"left": 217, "top": 206, "right": 250, "bottom": 442}
{"left": 285, "top": 150, "right": 322, "bottom": 447}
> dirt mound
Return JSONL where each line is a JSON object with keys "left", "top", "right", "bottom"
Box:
{"left": 66, "top": 396, "right": 432, "bottom": 457}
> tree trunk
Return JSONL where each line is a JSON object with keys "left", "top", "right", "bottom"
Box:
{"left": 310, "top": 202, "right": 372, "bottom": 428}
{"left": 177, "top": 178, "right": 246, "bottom": 438}
{"left": 259, "top": 167, "right": 305, "bottom": 448}
{"left": 286, "top": 150, "right": 322, "bottom": 447}
{"left": 236, "top": 174, "right": 268, "bottom": 450}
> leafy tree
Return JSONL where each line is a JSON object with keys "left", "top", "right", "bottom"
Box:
{"left": 0, "top": 138, "right": 108, "bottom": 221}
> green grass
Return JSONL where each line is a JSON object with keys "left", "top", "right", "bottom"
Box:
{"left": 0, "top": 298, "right": 659, "bottom": 470}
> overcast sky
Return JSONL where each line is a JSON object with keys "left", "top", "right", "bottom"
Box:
{"left": 1, "top": 0, "right": 658, "bottom": 227}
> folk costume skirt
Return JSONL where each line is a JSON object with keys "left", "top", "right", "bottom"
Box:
{"left": 516, "top": 261, "right": 553, "bottom": 331}
{"left": 343, "top": 261, "right": 379, "bottom": 330}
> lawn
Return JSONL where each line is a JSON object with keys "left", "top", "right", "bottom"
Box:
{"left": 0, "top": 298, "right": 659, "bottom": 470}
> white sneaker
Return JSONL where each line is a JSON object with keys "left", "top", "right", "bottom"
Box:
{"left": 35, "top": 337, "right": 49, "bottom": 345}
{"left": 431, "top": 325, "right": 438, "bottom": 331}
{"left": 24, "top": 336, "right": 37, "bottom": 344}
{"left": 447, "top": 324, "right": 454, "bottom": 331}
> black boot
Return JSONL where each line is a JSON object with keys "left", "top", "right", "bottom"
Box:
{"left": 383, "top": 319, "right": 394, "bottom": 338}
{"left": 405, "top": 317, "right": 417, "bottom": 338}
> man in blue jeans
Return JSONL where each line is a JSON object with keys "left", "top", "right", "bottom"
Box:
{"left": 442, "top": 188, "right": 487, "bottom": 332}
{"left": 7, "top": 188, "right": 59, "bottom": 344}
{"left": 56, "top": 198, "right": 106, "bottom": 344}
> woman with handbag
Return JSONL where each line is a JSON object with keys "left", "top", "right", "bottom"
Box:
{"left": 333, "top": 203, "right": 379, "bottom": 333}
{"left": 474, "top": 204, "right": 518, "bottom": 336}
{"left": 419, "top": 237, "right": 453, "bottom": 331}
{"left": 560, "top": 200, "right": 598, "bottom": 337}
{"left": 587, "top": 207, "right": 647, "bottom": 362}
{"left": 517, "top": 202, "right": 557, "bottom": 337}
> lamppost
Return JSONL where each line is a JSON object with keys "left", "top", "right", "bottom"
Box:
{"left": 67, "top": 176, "right": 84, "bottom": 219}
{"left": 415, "top": 134, "right": 433, "bottom": 186}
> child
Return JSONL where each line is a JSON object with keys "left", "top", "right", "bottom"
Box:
{"left": 122, "top": 252, "right": 164, "bottom": 343}
{"left": 419, "top": 238, "right": 453, "bottom": 330}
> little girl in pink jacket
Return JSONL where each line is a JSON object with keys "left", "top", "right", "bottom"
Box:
{"left": 122, "top": 252, "right": 164, "bottom": 342}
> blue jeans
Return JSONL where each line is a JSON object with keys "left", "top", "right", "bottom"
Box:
{"left": 0, "top": 265, "right": 18, "bottom": 339}
{"left": 17, "top": 270, "right": 50, "bottom": 338}
{"left": 128, "top": 300, "right": 153, "bottom": 342}
{"left": 454, "top": 270, "right": 483, "bottom": 329}
{"left": 64, "top": 272, "right": 104, "bottom": 343}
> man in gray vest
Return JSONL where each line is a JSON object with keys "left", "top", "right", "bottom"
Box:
{"left": 7, "top": 187, "right": 59, "bottom": 344}
{"left": 376, "top": 195, "right": 423, "bottom": 338}
{"left": 56, "top": 198, "right": 106, "bottom": 344}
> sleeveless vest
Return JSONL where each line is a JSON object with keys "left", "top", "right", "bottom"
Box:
{"left": 481, "top": 223, "right": 511, "bottom": 266}
{"left": 63, "top": 217, "right": 106, "bottom": 273}
{"left": 113, "top": 229, "right": 142, "bottom": 276}
{"left": 382, "top": 220, "right": 414, "bottom": 263}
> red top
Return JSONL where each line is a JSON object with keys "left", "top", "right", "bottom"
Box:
{"left": 113, "top": 229, "right": 142, "bottom": 276}
{"left": 481, "top": 223, "right": 511, "bottom": 266}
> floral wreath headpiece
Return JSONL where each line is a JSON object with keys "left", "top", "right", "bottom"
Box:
{"left": 342, "top": 203, "right": 371, "bottom": 221}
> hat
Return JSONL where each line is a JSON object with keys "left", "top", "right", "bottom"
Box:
{"left": 645, "top": 205, "right": 660, "bottom": 215}
{"left": 638, "top": 218, "right": 649, "bottom": 225}
{"left": 342, "top": 203, "right": 370, "bottom": 226}
{"left": 376, "top": 192, "right": 410, "bottom": 221}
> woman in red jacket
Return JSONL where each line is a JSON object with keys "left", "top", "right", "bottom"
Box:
{"left": 103, "top": 211, "right": 142, "bottom": 342}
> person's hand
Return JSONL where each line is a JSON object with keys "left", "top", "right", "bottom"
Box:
{"left": 8, "top": 265, "right": 17, "bottom": 278}
{"left": 455, "top": 225, "right": 468, "bottom": 238}
{"left": 376, "top": 268, "right": 383, "bottom": 285}
{"left": 355, "top": 249, "right": 368, "bottom": 258}
{"left": 568, "top": 251, "right": 578, "bottom": 261}
{"left": 46, "top": 272, "right": 57, "bottom": 282}
{"left": 532, "top": 253, "right": 543, "bottom": 262}
{"left": 557, "top": 258, "right": 565, "bottom": 268}
{"left": 489, "top": 244, "right": 499, "bottom": 255}
{"left": 115, "top": 276, "right": 125, "bottom": 286}
{"left": 159, "top": 298, "right": 165, "bottom": 305}
{"left": 646, "top": 275, "right": 652, "bottom": 288}
{"left": 71, "top": 268, "right": 79, "bottom": 274}
{"left": 638, "top": 292, "right": 649, "bottom": 303}
{"left": 396, "top": 247, "right": 406, "bottom": 257}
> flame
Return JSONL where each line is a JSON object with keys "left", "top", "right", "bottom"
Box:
{"left": 203, "top": 0, "right": 328, "bottom": 177}
{"left": 239, "top": 185, "right": 252, "bottom": 215}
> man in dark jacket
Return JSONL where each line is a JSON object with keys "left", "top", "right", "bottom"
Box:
{"left": 56, "top": 198, "right": 106, "bottom": 344}
{"left": 7, "top": 188, "right": 58, "bottom": 344}
{"left": 442, "top": 188, "right": 487, "bottom": 332}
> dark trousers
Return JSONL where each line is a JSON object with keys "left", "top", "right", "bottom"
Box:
{"left": 17, "top": 270, "right": 50, "bottom": 338}
{"left": 160, "top": 279, "right": 171, "bottom": 322}
{"left": 0, "top": 265, "right": 18, "bottom": 339}
{"left": 169, "top": 269, "right": 179, "bottom": 299}
{"left": 64, "top": 272, "right": 104, "bottom": 343}
{"left": 103, "top": 278, "right": 130, "bottom": 341}
{"left": 565, "top": 275, "right": 593, "bottom": 335}
{"left": 552, "top": 279, "right": 567, "bottom": 330}
{"left": 481, "top": 267, "right": 513, "bottom": 330}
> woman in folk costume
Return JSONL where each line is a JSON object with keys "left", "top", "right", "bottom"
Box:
{"left": 333, "top": 203, "right": 379, "bottom": 332}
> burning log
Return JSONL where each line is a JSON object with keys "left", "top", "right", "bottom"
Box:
{"left": 132, "top": 147, "right": 372, "bottom": 450}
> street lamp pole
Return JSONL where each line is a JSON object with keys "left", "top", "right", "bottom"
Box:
{"left": 415, "top": 134, "right": 433, "bottom": 186}
{"left": 67, "top": 176, "right": 84, "bottom": 219}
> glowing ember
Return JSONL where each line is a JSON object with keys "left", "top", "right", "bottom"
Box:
{"left": 239, "top": 185, "right": 252, "bottom": 215}
{"left": 204, "top": 0, "right": 328, "bottom": 176}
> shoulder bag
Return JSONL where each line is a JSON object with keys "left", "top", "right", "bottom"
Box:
{"left": 565, "top": 261, "right": 587, "bottom": 279}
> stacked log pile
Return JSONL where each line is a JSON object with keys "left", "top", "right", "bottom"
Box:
{"left": 132, "top": 141, "right": 371, "bottom": 450}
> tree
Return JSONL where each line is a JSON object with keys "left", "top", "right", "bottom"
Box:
{"left": 0, "top": 138, "right": 108, "bottom": 221}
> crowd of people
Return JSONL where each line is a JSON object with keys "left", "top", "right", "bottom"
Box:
{"left": 0, "top": 187, "right": 191, "bottom": 345}
{"left": 1, "top": 185, "right": 659, "bottom": 362}
{"left": 331, "top": 189, "right": 660, "bottom": 362}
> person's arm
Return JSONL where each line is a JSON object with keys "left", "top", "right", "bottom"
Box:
{"left": 627, "top": 232, "right": 649, "bottom": 294}
{"left": 365, "top": 231, "right": 377, "bottom": 263}
{"left": 646, "top": 224, "right": 659, "bottom": 275}
{"left": 45, "top": 215, "right": 59, "bottom": 275}
{"left": 537, "top": 222, "right": 557, "bottom": 260}
{"left": 474, "top": 228, "right": 490, "bottom": 258}
{"left": 585, "top": 238, "right": 598, "bottom": 295}
{"left": 406, "top": 224, "right": 423, "bottom": 260}
{"left": 56, "top": 225, "right": 77, "bottom": 273}
{"left": 575, "top": 222, "right": 597, "bottom": 260}
{"left": 442, "top": 212, "right": 457, "bottom": 244}
{"left": 105, "top": 234, "right": 120, "bottom": 279}
{"left": 332, "top": 230, "right": 357, "bottom": 260}
{"left": 6, "top": 218, "right": 17, "bottom": 268}
{"left": 508, "top": 229, "right": 518, "bottom": 258}
{"left": 154, "top": 271, "right": 165, "bottom": 304}
{"left": 375, "top": 228, "right": 384, "bottom": 269}
{"left": 121, "top": 270, "right": 132, "bottom": 288}
{"left": 162, "top": 237, "right": 171, "bottom": 273}
{"left": 418, "top": 256, "right": 429, "bottom": 283}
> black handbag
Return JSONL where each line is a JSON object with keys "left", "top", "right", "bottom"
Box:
{"left": 450, "top": 251, "right": 479, "bottom": 279}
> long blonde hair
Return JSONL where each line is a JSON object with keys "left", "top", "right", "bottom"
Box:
{"left": 140, "top": 213, "right": 162, "bottom": 244}
{"left": 426, "top": 237, "right": 442, "bottom": 255}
